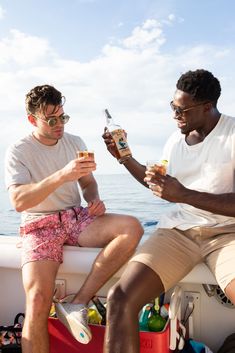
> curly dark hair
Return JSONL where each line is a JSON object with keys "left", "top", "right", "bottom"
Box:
{"left": 176, "top": 69, "right": 221, "bottom": 106}
{"left": 25, "top": 84, "right": 65, "bottom": 115}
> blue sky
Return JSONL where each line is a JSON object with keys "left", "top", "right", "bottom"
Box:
{"left": 0, "top": 0, "right": 235, "bottom": 178}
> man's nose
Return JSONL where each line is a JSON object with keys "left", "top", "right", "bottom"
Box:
{"left": 173, "top": 112, "right": 181, "bottom": 119}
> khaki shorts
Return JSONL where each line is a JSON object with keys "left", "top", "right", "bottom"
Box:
{"left": 130, "top": 224, "right": 235, "bottom": 292}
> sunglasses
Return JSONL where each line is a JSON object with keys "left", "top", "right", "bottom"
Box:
{"left": 34, "top": 113, "right": 70, "bottom": 127}
{"left": 170, "top": 101, "right": 210, "bottom": 116}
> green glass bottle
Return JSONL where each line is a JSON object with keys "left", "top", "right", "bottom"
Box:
{"left": 147, "top": 298, "right": 166, "bottom": 332}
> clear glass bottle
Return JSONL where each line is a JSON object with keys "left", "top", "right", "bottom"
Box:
{"left": 104, "top": 109, "right": 132, "bottom": 162}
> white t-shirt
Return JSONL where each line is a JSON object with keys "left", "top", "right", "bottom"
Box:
{"left": 158, "top": 114, "right": 235, "bottom": 230}
{"left": 5, "top": 132, "right": 87, "bottom": 220}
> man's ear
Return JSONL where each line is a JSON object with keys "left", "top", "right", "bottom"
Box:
{"left": 28, "top": 114, "right": 37, "bottom": 126}
{"left": 204, "top": 102, "right": 213, "bottom": 113}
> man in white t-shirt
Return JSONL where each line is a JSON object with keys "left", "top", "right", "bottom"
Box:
{"left": 4, "top": 84, "right": 144, "bottom": 353}
{"left": 102, "top": 69, "right": 235, "bottom": 353}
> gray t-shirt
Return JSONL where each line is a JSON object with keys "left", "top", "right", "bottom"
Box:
{"left": 5, "top": 132, "right": 87, "bottom": 220}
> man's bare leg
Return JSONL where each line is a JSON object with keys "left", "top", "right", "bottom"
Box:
{"left": 22, "top": 260, "right": 60, "bottom": 353}
{"left": 72, "top": 213, "right": 143, "bottom": 304}
{"left": 104, "top": 261, "right": 165, "bottom": 353}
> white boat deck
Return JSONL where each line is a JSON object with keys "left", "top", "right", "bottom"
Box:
{"left": 0, "top": 235, "right": 217, "bottom": 283}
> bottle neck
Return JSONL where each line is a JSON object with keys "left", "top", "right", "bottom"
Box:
{"left": 106, "top": 115, "right": 120, "bottom": 129}
{"left": 106, "top": 115, "right": 114, "bottom": 126}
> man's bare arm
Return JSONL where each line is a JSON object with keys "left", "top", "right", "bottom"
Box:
{"left": 120, "top": 156, "right": 148, "bottom": 187}
{"left": 146, "top": 172, "right": 235, "bottom": 217}
{"left": 79, "top": 174, "right": 100, "bottom": 203}
{"left": 9, "top": 157, "right": 96, "bottom": 212}
{"left": 181, "top": 188, "right": 235, "bottom": 217}
{"left": 9, "top": 170, "right": 64, "bottom": 212}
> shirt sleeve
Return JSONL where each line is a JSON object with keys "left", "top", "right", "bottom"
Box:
{"left": 4, "top": 145, "right": 32, "bottom": 189}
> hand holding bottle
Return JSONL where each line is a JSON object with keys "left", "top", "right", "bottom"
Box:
{"left": 103, "top": 109, "right": 132, "bottom": 163}
{"left": 102, "top": 127, "right": 120, "bottom": 159}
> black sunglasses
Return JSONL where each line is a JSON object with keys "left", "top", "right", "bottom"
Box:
{"left": 170, "top": 101, "right": 210, "bottom": 116}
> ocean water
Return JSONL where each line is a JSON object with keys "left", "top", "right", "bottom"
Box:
{"left": 0, "top": 174, "right": 171, "bottom": 237}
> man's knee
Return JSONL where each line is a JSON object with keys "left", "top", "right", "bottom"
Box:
{"left": 107, "top": 283, "right": 141, "bottom": 322}
{"left": 26, "top": 288, "right": 52, "bottom": 317}
{"left": 126, "top": 215, "right": 143, "bottom": 232}
{"left": 107, "top": 284, "right": 129, "bottom": 309}
{"left": 108, "top": 214, "right": 143, "bottom": 248}
{"left": 121, "top": 216, "right": 144, "bottom": 243}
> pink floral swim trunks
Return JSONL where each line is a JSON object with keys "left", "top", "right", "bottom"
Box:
{"left": 19, "top": 206, "right": 95, "bottom": 266}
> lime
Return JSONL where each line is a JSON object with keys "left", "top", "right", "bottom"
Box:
{"left": 161, "top": 159, "right": 168, "bottom": 166}
{"left": 49, "top": 303, "right": 56, "bottom": 317}
{"left": 88, "top": 308, "right": 101, "bottom": 325}
{"left": 147, "top": 313, "right": 166, "bottom": 332}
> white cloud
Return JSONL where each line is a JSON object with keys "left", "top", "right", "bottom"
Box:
{"left": 0, "top": 29, "right": 56, "bottom": 66}
{"left": 168, "top": 14, "right": 175, "bottom": 21}
{"left": 162, "top": 13, "right": 184, "bottom": 26}
{"left": 122, "top": 19, "right": 165, "bottom": 51}
{"left": 0, "top": 5, "right": 6, "bottom": 19}
{"left": 0, "top": 17, "right": 235, "bottom": 174}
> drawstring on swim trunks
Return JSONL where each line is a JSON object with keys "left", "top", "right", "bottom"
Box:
{"left": 58, "top": 212, "right": 62, "bottom": 223}
{"left": 58, "top": 207, "right": 79, "bottom": 223}
{"left": 71, "top": 207, "right": 78, "bottom": 221}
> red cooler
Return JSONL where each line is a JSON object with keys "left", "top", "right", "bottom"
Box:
{"left": 49, "top": 286, "right": 183, "bottom": 353}
{"left": 48, "top": 318, "right": 171, "bottom": 353}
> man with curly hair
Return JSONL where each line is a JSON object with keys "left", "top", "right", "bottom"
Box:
{"left": 103, "top": 69, "right": 235, "bottom": 353}
{"left": 4, "top": 84, "right": 144, "bottom": 353}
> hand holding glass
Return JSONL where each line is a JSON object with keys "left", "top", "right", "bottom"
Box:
{"left": 145, "top": 160, "right": 168, "bottom": 190}
{"left": 146, "top": 160, "right": 167, "bottom": 175}
{"left": 77, "top": 150, "right": 95, "bottom": 160}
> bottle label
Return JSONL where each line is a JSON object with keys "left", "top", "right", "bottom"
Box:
{"left": 111, "top": 129, "right": 132, "bottom": 158}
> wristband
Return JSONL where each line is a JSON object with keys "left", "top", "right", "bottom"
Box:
{"left": 118, "top": 155, "right": 132, "bottom": 164}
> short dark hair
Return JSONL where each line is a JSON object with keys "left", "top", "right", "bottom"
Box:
{"left": 25, "top": 84, "right": 65, "bottom": 115}
{"left": 176, "top": 69, "right": 221, "bottom": 105}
